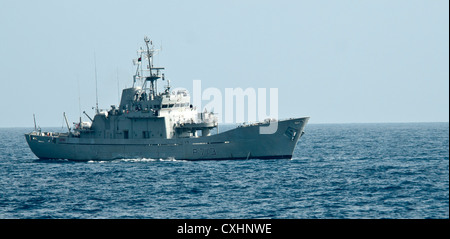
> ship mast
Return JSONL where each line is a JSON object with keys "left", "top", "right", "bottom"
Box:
{"left": 143, "top": 36, "right": 164, "bottom": 100}
{"left": 132, "top": 37, "right": 165, "bottom": 99}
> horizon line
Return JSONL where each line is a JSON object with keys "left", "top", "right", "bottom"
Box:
{"left": 1, "top": 121, "right": 449, "bottom": 128}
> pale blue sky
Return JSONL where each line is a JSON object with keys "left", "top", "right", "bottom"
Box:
{"left": 0, "top": 0, "right": 448, "bottom": 127}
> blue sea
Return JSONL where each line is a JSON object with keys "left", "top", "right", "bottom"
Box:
{"left": 0, "top": 123, "right": 448, "bottom": 219}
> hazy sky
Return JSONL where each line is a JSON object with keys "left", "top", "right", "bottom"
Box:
{"left": 0, "top": 0, "right": 448, "bottom": 127}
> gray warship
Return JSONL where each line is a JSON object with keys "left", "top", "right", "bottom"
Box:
{"left": 25, "top": 37, "right": 309, "bottom": 161}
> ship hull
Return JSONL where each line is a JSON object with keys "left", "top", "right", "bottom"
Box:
{"left": 25, "top": 117, "right": 309, "bottom": 161}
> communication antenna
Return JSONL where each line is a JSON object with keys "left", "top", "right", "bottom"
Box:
{"left": 33, "top": 113, "right": 37, "bottom": 131}
{"left": 117, "top": 67, "right": 120, "bottom": 105}
{"left": 94, "top": 51, "right": 99, "bottom": 114}
{"left": 77, "top": 75, "right": 82, "bottom": 123}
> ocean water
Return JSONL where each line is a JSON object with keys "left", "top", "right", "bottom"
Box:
{"left": 0, "top": 123, "right": 448, "bottom": 219}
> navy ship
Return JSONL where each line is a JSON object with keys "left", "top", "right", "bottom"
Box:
{"left": 25, "top": 37, "right": 309, "bottom": 161}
